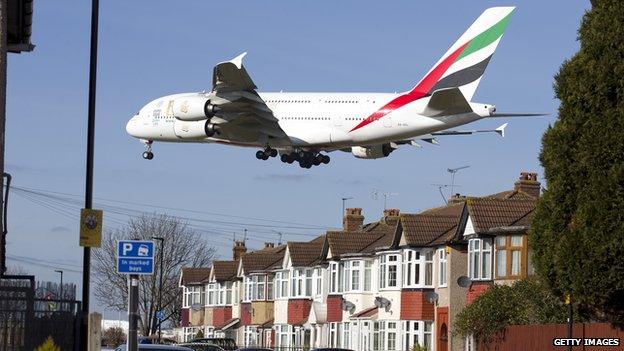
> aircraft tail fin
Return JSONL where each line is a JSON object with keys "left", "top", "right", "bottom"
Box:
{"left": 407, "top": 7, "right": 515, "bottom": 102}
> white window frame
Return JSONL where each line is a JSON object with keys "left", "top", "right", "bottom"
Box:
{"left": 379, "top": 253, "right": 401, "bottom": 290}
{"left": 314, "top": 267, "right": 323, "bottom": 297}
{"left": 468, "top": 238, "right": 492, "bottom": 280}
{"left": 438, "top": 248, "right": 447, "bottom": 287}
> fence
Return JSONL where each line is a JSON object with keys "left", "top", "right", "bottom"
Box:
{"left": 480, "top": 323, "right": 624, "bottom": 351}
{"left": 0, "top": 275, "right": 82, "bottom": 351}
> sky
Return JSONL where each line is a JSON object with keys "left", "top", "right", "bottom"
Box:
{"left": 4, "top": 1, "right": 590, "bottom": 318}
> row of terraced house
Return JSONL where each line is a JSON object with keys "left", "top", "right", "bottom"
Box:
{"left": 178, "top": 172, "right": 541, "bottom": 351}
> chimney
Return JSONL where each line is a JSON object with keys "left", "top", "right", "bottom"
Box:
{"left": 448, "top": 193, "right": 467, "bottom": 204}
{"left": 233, "top": 240, "right": 247, "bottom": 261}
{"left": 343, "top": 208, "right": 364, "bottom": 232}
{"left": 382, "top": 208, "right": 400, "bottom": 226}
{"left": 514, "top": 172, "right": 541, "bottom": 198}
{"left": 264, "top": 242, "right": 275, "bottom": 249}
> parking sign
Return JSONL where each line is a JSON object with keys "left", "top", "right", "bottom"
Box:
{"left": 117, "top": 240, "right": 155, "bottom": 275}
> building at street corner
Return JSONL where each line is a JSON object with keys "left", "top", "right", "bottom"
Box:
{"left": 178, "top": 172, "right": 540, "bottom": 351}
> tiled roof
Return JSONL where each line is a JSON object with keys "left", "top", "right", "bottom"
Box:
{"left": 487, "top": 189, "right": 537, "bottom": 200}
{"left": 212, "top": 260, "right": 239, "bottom": 281}
{"left": 241, "top": 245, "right": 286, "bottom": 273}
{"left": 180, "top": 267, "right": 210, "bottom": 285}
{"left": 400, "top": 202, "right": 464, "bottom": 246}
{"left": 326, "top": 218, "right": 397, "bottom": 257}
{"left": 288, "top": 235, "right": 325, "bottom": 267}
{"left": 466, "top": 197, "right": 536, "bottom": 233}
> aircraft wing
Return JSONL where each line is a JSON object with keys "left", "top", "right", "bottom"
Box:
{"left": 210, "top": 53, "right": 287, "bottom": 138}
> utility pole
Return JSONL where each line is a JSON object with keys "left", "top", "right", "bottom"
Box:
{"left": 152, "top": 237, "right": 164, "bottom": 343}
{"left": 128, "top": 274, "right": 139, "bottom": 351}
{"left": 0, "top": 0, "right": 7, "bottom": 276}
{"left": 81, "top": 0, "right": 99, "bottom": 348}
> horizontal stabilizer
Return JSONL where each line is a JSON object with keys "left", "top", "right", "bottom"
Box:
{"left": 432, "top": 123, "right": 508, "bottom": 137}
{"left": 422, "top": 87, "right": 473, "bottom": 117}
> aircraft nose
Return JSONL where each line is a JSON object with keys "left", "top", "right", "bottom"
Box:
{"left": 126, "top": 116, "right": 138, "bottom": 137}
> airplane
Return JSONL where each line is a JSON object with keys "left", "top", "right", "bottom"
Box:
{"left": 126, "top": 6, "right": 542, "bottom": 168}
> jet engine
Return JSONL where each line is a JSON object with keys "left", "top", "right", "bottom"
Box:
{"left": 351, "top": 144, "right": 395, "bottom": 159}
{"left": 172, "top": 95, "right": 218, "bottom": 121}
{"left": 173, "top": 119, "right": 219, "bottom": 139}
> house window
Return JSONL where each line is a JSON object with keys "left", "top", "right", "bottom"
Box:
{"left": 380, "top": 254, "right": 400, "bottom": 289}
{"left": 342, "top": 322, "right": 350, "bottom": 349}
{"left": 373, "top": 321, "right": 385, "bottom": 351}
{"left": 425, "top": 251, "right": 433, "bottom": 286}
{"left": 244, "top": 326, "right": 258, "bottom": 347}
{"left": 402, "top": 250, "right": 421, "bottom": 287}
{"left": 364, "top": 261, "right": 372, "bottom": 291}
{"left": 387, "top": 322, "right": 397, "bottom": 350}
{"left": 185, "top": 285, "right": 203, "bottom": 307}
{"left": 314, "top": 268, "right": 323, "bottom": 296}
{"left": 276, "top": 325, "right": 291, "bottom": 348}
{"left": 207, "top": 283, "right": 215, "bottom": 306}
{"left": 267, "top": 275, "right": 274, "bottom": 300}
{"left": 468, "top": 238, "right": 492, "bottom": 280}
{"left": 495, "top": 235, "right": 527, "bottom": 279}
{"left": 244, "top": 277, "right": 253, "bottom": 302}
{"left": 291, "top": 268, "right": 312, "bottom": 297}
{"left": 329, "top": 262, "right": 342, "bottom": 293}
{"left": 277, "top": 271, "right": 289, "bottom": 298}
{"left": 424, "top": 321, "right": 433, "bottom": 351}
{"left": 351, "top": 261, "right": 360, "bottom": 290}
{"left": 256, "top": 275, "right": 266, "bottom": 300}
{"left": 438, "top": 248, "right": 447, "bottom": 287}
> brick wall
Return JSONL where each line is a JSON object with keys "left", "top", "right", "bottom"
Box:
{"left": 212, "top": 306, "right": 232, "bottom": 329}
{"left": 327, "top": 295, "right": 343, "bottom": 322}
{"left": 466, "top": 281, "right": 492, "bottom": 305}
{"left": 287, "top": 299, "right": 312, "bottom": 325}
{"left": 400, "top": 290, "right": 435, "bottom": 320}
{"left": 240, "top": 303, "right": 252, "bottom": 326}
{"left": 181, "top": 308, "right": 189, "bottom": 327}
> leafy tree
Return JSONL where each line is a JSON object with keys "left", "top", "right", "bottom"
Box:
{"left": 530, "top": 0, "right": 624, "bottom": 325}
{"left": 454, "top": 278, "right": 569, "bottom": 342}
{"left": 103, "top": 327, "right": 127, "bottom": 348}
{"left": 34, "top": 337, "right": 60, "bottom": 351}
{"left": 195, "top": 329, "right": 204, "bottom": 339}
{"left": 93, "top": 214, "right": 216, "bottom": 336}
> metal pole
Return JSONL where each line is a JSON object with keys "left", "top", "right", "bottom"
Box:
{"left": 152, "top": 237, "right": 164, "bottom": 343}
{"left": 55, "top": 269, "right": 64, "bottom": 310}
{"left": 0, "top": 0, "right": 8, "bottom": 276}
{"left": 82, "top": 0, "right": 99, "bottom": 347}
{"left": 128, "top": 274, "right": 139, "bottom": 351}
{"left": 567, "top": 294, "right": 573, "bottom": 351}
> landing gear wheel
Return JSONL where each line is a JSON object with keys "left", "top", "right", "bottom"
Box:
{"left": 313, "top": 155, "right": 323, "bottom": 166}
{"left": 142, "top": 151, "right": 154, "bottom": 160}
{"left": 256, "top": 150, "right": 265, "bottom": 160}
{"left": 270, "top": 149, "right": 278, "bottom": 157}
{"left": 322, "top": 155, "right": 330, "bottom": 164}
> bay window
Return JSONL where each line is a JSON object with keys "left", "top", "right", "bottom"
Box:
{"left": 314, "top": 267, "right": 323, "bottom": 296}
{"left": 207, "top": 283, "right": 216, "bottom": 306}
{"left": 329, "top": 262, "right": 341, "bottom": 293}
{"left": 495, "top": 235, "right": 528, "bottom": 279}
{"left": 402, "top": 249, "right": 434, "bottom": 288}
{"left": 291, "top": 268, "right": 313, "bottom": 297}
{"left": 403, "top": 321, "right": 434, "bottom": 351}
{"left": 379, "top": 254, "right": 401, "bottom": 289}
{"left": 256, "top": 275, "right": 266, "bottom": 300}
{"left": 364, "top": 261, "right": 372, "bottom": 291}
{"left": 424, "top": 251, "right": 433, "bottom": 286}
{"left": 342, "top": 322, "right": 350, "bottom": 349}
{"left": 438, "top": 248, "right": 447, "bottom": 287}
{"left": 351, "top": 261, "right": 360, "bottom": 290}
{"left": 275, "top": 271, "right": 289, "bottom": 299}
{"left": 184, "top": 285, "right": 203, "bottom": 307}
{"left": 267, "top": 275, "right": 274, "bottom": 300}
{"left": 244, "top": 277, "right": 253, "bottom": 302}
{"left": 468, "top": 238, "right": 492, "bottom": 280}
{"left": 387, "top": 322, "right": 397, "bottom": 350}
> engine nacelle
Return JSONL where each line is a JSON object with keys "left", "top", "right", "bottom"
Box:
{"left": 172, "top": 95, "right": 217, "bottom": 121}
{"left": 351, "top": 144, "right": 395, "bottom": 159}
{"left": 173, "top": 119, "right": 218, "bottom": 139}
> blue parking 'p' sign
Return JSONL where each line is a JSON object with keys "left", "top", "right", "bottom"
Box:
{"left": 117, "top": 240, "right": 155, "bottom": 275}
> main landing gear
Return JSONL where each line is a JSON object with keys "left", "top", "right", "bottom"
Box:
{"left": 255, "top": 147, "right": 278, "bottom": 160}
{"left": 142, "top": 140, "right": 154, "bottom": 160}
{"left": 275, "top": 150, "right": 330, "bottom": 168}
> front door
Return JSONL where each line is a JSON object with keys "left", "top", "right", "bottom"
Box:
{"left": 360, "top": 321, "right": 371, "bottom": 351}
{"left": 437, "top": 307, "right": 449, "bottom": 351}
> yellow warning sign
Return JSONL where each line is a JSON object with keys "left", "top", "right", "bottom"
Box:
{"left": 565, "top": 294, "right": 571, "bottom": 305}
{"left": 79, "top": 208, "right": 103, "bottom": 247}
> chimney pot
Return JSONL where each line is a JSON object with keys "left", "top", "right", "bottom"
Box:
{"left": 264, "top": 242, "right": 275, "bottom": 248}
{"left": 233, "top": 240, "right": 247, "bottom": 261}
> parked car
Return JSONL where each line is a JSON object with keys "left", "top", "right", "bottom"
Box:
{"left": 234, "top": 348, "right": 273, "bottom": 351}
{"left": 177, "top": 343, "right": 226, "bottom": 351}
{"left": 189, "top": 338, "right": 237, "bottom": 351}
{"left": 115, "top": 344, "right": 194, "bottom": 351}
{"left": 311, "top": 349, "right": 355, "bottom": 351}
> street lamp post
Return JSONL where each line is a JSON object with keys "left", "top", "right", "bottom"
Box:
{"left": 152, "top": 237, "right": 164, "bottom": 343}
{"left": 54, "top": 269, "right": 63, "bottom": 310}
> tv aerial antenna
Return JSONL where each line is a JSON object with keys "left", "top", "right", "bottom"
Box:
{"left": 431, "top": 183, "right": 461, "bottom": 204}
{"left": 372, "top": 189, "right": 398, "bottom": 209}
{"left": 447, "top": 165, "right": 470, "bottom": 198}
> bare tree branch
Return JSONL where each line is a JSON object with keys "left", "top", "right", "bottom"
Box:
{"left": 93, "top": 214, "right": 216, "bottom": 336}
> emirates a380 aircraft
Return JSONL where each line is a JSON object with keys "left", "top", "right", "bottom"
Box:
{"left": 126, "top": 6, "right": 540, "bottom": 168}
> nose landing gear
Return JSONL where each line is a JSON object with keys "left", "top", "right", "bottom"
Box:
{"left": 142, "top": 140, "right": 154, "bottom": 160}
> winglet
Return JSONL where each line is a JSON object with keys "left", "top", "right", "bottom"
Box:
{"left": 495, "top": 123, "right": 508, "bottom": 138}
{"left": 230, "top": 52, "right": 247, "bottom": 69}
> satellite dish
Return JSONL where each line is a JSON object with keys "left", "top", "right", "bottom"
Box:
{"left": 374, "top": 297, "right": 382, "bottom": 308}
{"left": 245, "top": 304, "right": 254, "bottom": 313}
{"left": 425, "top": 291, "right": 439, "bottom": 304}
{"left": 341, "top": 299, "right": 356, "bottom": 313}
{"left": 191, "top": 303, "right": 203, "bottom": 311}
{"left": 457, "top": 275, "right": 472, "bottom": 288}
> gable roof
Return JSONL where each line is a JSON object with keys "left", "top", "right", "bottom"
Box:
{"left": 399, "top": 202, "right": 465, "bottom": 246}
{"left": 212, "top": 260, "right": 239, "bottom": 282}
{"left": 241, "top": 245, "right": 286, "bottom": 274}
{"left": 180, "top": 267, "right": 210, "bottom": 285}
{"left": 288, "top": 235, "right": 325, "bottom": 267}
{"left": 466, "top": 197, "right": 536, "bottom": 234}
{"left": 325, "top": 219, "right": 397, "bottom": 258}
